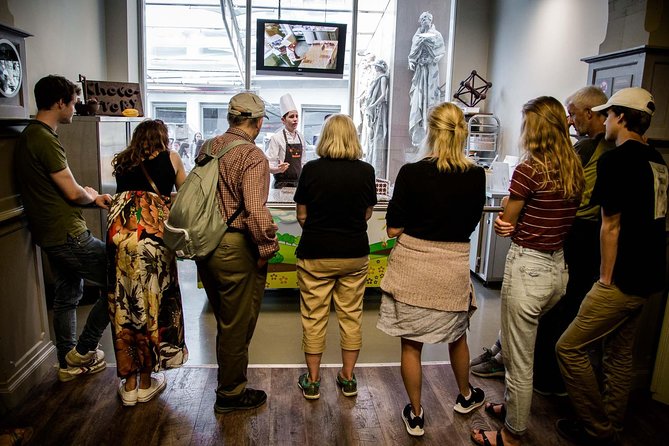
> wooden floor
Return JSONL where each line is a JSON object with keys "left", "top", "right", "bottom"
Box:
{"left": 3, "top": 364, "right": 668, "bottom": 445}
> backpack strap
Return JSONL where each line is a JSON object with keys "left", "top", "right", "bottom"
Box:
{"left": 201, "top": 137, "right": 249, "bottom": 226}
{"left": 203, "top": 138, "right": 248, "bottom": 160}
{"left": 226, "top": 202, "right": 244, "bottom": 226}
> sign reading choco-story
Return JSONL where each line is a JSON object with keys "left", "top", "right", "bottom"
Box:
{"left": 83, "top": 79, "right": 144, "bottom": 116}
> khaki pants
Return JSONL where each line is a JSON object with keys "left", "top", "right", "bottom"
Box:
{"left": 556, "top": 281, "right": 646, "bottom": 438}
{"left": 296, "top": 257, "right": 369, "bottom": 353}
{"left": 197, "top": 232, "right": 267, "bottom": 399}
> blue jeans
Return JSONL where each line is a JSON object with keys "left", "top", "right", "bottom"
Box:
{"left": 42, "top": 230, "right": 109, "bottom": 368}
{"left": 500, "top": 242, "right": 568, "bottom": 436}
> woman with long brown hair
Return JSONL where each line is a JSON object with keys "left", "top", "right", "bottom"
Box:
{"left": 472, "top": 96, "right": 585, "bottom": 446}
{"left": 107, "top": 119, "right": 188, "bottom": 406}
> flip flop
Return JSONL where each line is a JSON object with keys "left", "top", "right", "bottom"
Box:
{"left": 484, "top": 402, "right": 506, "bottom": 421}
{"left": 471, "top": 429, "right": 504, "bottom": 446}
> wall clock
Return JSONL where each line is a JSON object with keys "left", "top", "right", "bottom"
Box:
{"left": 0, "top": 39, "right": 22, "bottom": 98}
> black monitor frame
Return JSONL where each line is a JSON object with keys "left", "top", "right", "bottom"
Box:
{"left": 255, "top": 18, "right": 347, "bottom": 79}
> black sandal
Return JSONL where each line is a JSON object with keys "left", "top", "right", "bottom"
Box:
{"left": 471, "top": 429, "right": 504, "bottom": 446}
{"left": 484, "top": 402, "right": 506, "bottom": 421}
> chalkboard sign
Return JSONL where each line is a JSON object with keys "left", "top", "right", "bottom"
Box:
{"left": 83, "top": 79, "right": 144, "bottom": 117}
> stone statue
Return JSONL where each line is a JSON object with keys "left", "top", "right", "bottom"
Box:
{"left": 355, "top": 51, "right": 377, "bottom": 142}
{"left": 408, "top": 11, "right": 446, "bottom": 146}
{"left": 365, "top": 59, "right": 389, "bottom": 178}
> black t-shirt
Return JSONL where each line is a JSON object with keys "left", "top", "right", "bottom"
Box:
{"left": 115, "top": 151, "right": 176, "bottom": 196}
{"left": 591, "top": 140, "right": 668, "bottom": 296}
{"left": 386, "top": 159, "right": 485, "bottom": 242}
{"left": 294, "top": 158, "right": 377, "bottom": 259}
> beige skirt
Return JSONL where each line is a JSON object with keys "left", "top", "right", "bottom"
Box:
{"left": 380, "top": 233, "right": 475, "bottom": 312}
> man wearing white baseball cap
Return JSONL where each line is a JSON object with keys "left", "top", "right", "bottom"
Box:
{"left": 556, "top": 87, "right": 668, "bottom": 445}
{"left": 266, "top": 93, "right": 306, "bottom": 188}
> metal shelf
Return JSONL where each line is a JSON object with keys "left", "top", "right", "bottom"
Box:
{"left": 467, "top": 114, "right": 500, "bottom": 168}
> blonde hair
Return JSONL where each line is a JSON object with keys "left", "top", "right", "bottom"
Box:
{"left": 425, "top": 102, "right": 474, "bottom": 172}
{"left": 316, "top": 114, "right": 363, "bottom": 160}
{"left": 520, "top": 96, "right": 585, "bottom": 199}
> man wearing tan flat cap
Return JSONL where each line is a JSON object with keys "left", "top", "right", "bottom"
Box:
{"left": 195, "top": 91, "right": 279, "bottom": 414}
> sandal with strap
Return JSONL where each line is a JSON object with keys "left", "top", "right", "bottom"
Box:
{"left": 484, "top": 402, "right": 506, "bottom": 421}
{"left": 471, "top": 429, "right": 504, "bottom": 446}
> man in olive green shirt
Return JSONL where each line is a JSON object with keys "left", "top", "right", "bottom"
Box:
{"left": 15, "top": 75, "right": 111, "bottom": 382}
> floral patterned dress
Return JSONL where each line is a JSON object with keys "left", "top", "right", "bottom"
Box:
{"left": 107, "top": 189, "right": 188, "bottom": 377}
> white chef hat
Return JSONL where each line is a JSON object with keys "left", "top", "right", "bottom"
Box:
{"left": 279, "top": 93, "right": 298, "bottom": 117}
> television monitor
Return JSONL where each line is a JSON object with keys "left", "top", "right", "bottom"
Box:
{"left": 256, "top": 18, "right": 347, "bottom": 79}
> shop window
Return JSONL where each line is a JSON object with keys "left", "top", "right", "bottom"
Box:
{"left": 201, "top": 104, "right": 228, "bottom": 139}
{"left": 153, "top": 103, "right": 187, "bottom": 148}
{"left": 302, "top": 106, "right": 341, "bottom": 146}
{"left": 144, "top": 0, "right": 397, "bottom": 172}
{"left": 201, "top": 103, "right": 283, "bottom": 154}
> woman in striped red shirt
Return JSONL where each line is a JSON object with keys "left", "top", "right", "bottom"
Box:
{"left": 472, "top": 96, "right": 584, "bottom": 446}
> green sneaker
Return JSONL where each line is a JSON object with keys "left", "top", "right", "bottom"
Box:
{"left": 298, "top": 373, "right": 320, "bottom": 400}
{"left": 336, "top": 373, "right": 358, "bottom": 397}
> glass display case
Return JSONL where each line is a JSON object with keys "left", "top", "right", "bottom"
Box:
{"left": 266, "top": 189, "right": 392, "bottom": 288}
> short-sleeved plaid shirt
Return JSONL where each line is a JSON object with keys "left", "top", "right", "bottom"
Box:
{"left": 198, "top": 127, "right": 279, "bottom": 259}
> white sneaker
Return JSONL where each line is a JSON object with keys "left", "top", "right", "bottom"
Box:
{"left": 137, "top": 372, "right": 167, "bottom": 403}
{"left": 65, "top": 346, "right": 105, "bottom": 367}
{"left": 118, "top": 379, "right": 138, "bottom": 406}
{"left": 57, "top": 358, "right": 106, "bottom": 382}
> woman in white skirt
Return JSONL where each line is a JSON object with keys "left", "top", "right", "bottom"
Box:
{"left": 377, "top": 102, "right": 486, "bottom": 437}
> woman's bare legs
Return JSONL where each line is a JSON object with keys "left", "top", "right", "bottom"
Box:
{"left": 124, "top": 373, "right": 138, "bottom": 391}
{"left": 340, "top": 349, "right": 359, "bottom": 380}
{"left": 305, "top": 352, "right": 323, "bottom": 382}
{"left": 139, "top": 369, "right": 152, "bottom": 390}
{"left": 401, "top": 338, "right": 424, "bottom": 414}
{"left": 449, "top": 333, "right": 472, "bottom": 395}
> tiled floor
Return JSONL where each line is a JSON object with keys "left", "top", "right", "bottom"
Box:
{"left": 63, "top": 260, "right": 502, "bottom": 367}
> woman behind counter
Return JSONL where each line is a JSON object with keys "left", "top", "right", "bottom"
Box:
{"left": 377, "top": 102, "right": 486, "bottom": 437}
{"left": 267, "top": 93, "right": 305, "bottom": 189}
{"left": 107, "top": 119, "right": 188, "bottom": 406}
{"left": 471, "top": 96, "right": 584, "bottom": 446}
{"left": 293, "top": 114, "right": 377, "bottom": 400}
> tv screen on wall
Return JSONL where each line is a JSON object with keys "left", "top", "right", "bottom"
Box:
{"left": 256, "top": 18, "right": 347, "bottom": 79}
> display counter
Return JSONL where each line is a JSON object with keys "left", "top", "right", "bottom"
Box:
{"left": 266, "top": 188, "right": 393, "bottom": 288}
{"left": 265, "top": 189, "right": 503, "bottom": 289}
